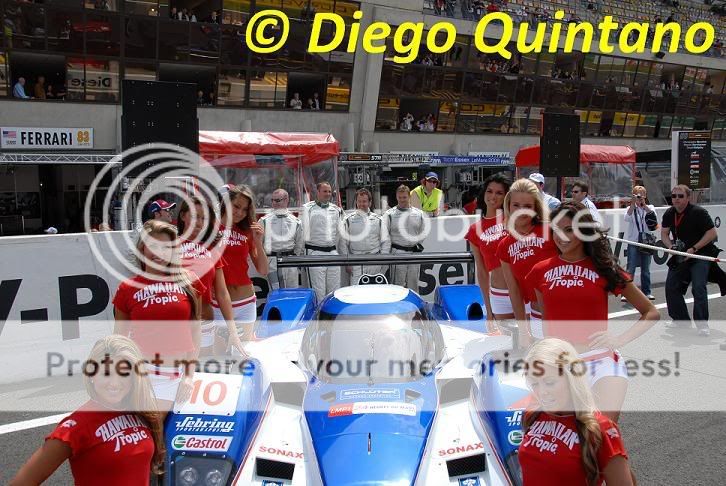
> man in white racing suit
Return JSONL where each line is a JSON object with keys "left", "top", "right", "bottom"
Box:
{"left": 301, "top": 181, "right": 344, "bottom": 301}
{"left": 342, "top": 188, "right": 391, "bottom": 285}
{"left": 385, "top": 184, "right": 426, "bottom": 292}
{"left": 259, "top": 189, "right": 304, "bottom": 289}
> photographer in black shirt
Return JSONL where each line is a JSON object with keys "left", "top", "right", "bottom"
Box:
{"left": 661, "top": 185, "right": 719, "bottom": 336}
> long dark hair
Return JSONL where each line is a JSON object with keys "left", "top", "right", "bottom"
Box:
{"left": 550, "top": 201, "right": 629, "bottom": 292}
{"left": 477, "top": 172, "right": 512, "bottom": 212}
{"left": 219, "top": 184, "right": 257, "bottom": 231}
{"left": 176, "top": 196, "right": 217, "bottom": 244}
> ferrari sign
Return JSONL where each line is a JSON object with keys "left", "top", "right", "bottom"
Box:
{"left": 1, "top": 127, "right": 94, "bottom": 149}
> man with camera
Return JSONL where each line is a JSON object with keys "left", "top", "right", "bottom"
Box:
{"left": 623, "top": 186, "right": 658, "bottom": 301}
{"left": 661, "top": 185, "right": 719, "bottom": 336}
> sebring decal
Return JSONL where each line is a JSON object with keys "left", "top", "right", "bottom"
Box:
{"left": 174, "top": 416, "right": 235, "bottom": 434}
{"left": 339, "top": 388, "right": 401, "bottom": 401}
{"left": 171, "top": 435, "right": 232, "bottom": 452}
{"left": 328, "top": 401, "right": 417, "bottom": 417}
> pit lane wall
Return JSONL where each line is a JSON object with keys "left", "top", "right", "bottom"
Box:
{"left": 1, "top": 205, "right": 724, "bottom": 384}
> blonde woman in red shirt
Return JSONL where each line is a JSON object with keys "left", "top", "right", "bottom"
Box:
{"left": 113, "top": 220, "right": 202, "bottom": 413}
{"left": 11, "top": 335, "right": 163, "bottom": 486}
{"left": 519, "top": 338, "right": 635, "bottom": 486}
{"left": 495, "top": 178, "right": 558, "bottom": 347}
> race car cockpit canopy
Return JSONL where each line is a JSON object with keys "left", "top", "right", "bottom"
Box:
{"left": 300, "top": 286, "right": 446, "bottom": 384}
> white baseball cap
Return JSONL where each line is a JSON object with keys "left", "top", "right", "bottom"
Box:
{"left": 529, "top": 172, "right": 545, "bottom": 184}
{"left": 44, "top": 227, "right": 58, "bottom": 234}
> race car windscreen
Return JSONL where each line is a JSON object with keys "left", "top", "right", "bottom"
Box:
{"left": 301, "top": 311, "right": 445, "bottom": 384}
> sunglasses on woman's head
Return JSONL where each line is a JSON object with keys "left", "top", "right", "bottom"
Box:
{"left": 671, "top": 194, "right": 686, "bottom": 199}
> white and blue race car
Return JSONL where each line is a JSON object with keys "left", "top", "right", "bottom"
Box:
{"left": 164, "top": 280, "right": 530, "bottom": 486}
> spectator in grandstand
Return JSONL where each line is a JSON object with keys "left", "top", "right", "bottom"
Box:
{"left": 342, "top": 188, "right": 390, "bottom": 285}
{"left": 496, "top": 179, "right": 558, "bottom": 346}
{"left": 10, "top": 336, "right": 163, "bottom": 486}
{"left": 176, "top": 196, "right": 242, "bottom": 357}
{"left": 570, "top": 180, "right": 603, "bottom": 227}
{"left": 216, "top": 185, "right": 268, "bottom": 354}
{"left": 529, "top": 172, "right": 561, "bottom": 211}
{"left": 301, "top": 181, "right": 344, "bottom": 301}
{"left": 385, "top": 185, "right": 426, "bottom": 292}
{"left": 170, "top": 6, "right": 178, "bottom": 19}
{"left": 306, "top": 97, "right": 316, "bottom": 110}
{"left": 411, "top": 172, "right": 444, "bottom": 217}
{"left": 112, "top": 221, "right": 202, "bottom": 412}
{"left": 401, "top": 113, "right": 414, "bottom": 131}
{"left": 290, "top": 92, "right": 302, "bottom": 109}
{"left": 623, "top": 186, "right": 657, "bottom": 301}
{"left": 148, "top": 199, "right": 176, "bottom": 224}
{"left": 465, "top": 173, "right": 512, "bottom": 327}
{"left": 260, "top": 188, "right": 304, "bottom": 289}
{"left": 13, "top": 77, "right": 30, "bottom": 99}
{"left": 312, "top": 92, "right": 321, "bottom": 110}
{"left": 196, "top": 89, "right": 206, "bottom": 106}
{"left": 33, "top": 75, "right": 46, "bottom": 100}
{"left": 526, "top": 202, "right": 659, "bottom": 421}
{"left": 661, "top": 185, "right": 719, "bottom": 336}
{"left": 519, "top": 339, "right": 635, "bottom": 485}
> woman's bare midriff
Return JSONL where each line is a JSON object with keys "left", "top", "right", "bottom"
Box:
{"left": 490, "top": 267, "right": 507, "bottom": 290}
{"left": 227, "top": 283, "right": 255, "bottom": 302}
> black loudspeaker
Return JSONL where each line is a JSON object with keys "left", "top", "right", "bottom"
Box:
{"left": 654, "top": 51, "right": 666, "bottom": 59}
{"left": 540, "top": 112, "right": 581, "bottom": 177}
{"left": 121, "top": 80, "right": 199, "bottom": 176}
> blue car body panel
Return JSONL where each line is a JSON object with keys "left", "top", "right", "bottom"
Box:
{"left": 472, "top": 351, "right": 530, "bottom": 464}
{"left": 303, "top": 375, "right": 438, "bottom": 486}
{"left": 432, "top": 285, "right": 487, "bottom": 332}
{"left": 256, "top": 288, "right": 317, "bottom": 338}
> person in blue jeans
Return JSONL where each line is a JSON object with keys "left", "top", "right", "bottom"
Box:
{"left": 661, "top": 185, "right": 719, "bottom": 337}
{"left": 623, "top": 186, "right": 656, "bottom": 300}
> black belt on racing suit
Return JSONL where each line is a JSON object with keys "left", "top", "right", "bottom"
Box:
{"left": 305, "top": 244, "right": 336, "bottom": 252}
{"left": 391, "top": 243, "right": 417, "bottom": 252}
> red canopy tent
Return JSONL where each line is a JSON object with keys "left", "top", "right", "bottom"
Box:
{"left": 199, "top": 131, "right": 339, "bottom": 167}
{"left": 515, "top": 144, "right": 636, "bottom": 167}
{"left": 197, "top": 131, "right": 340, "bottom": 207}
{"left": 515, "top": 144, "right": 637, "bottom": 208}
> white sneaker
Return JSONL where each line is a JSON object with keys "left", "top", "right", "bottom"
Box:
{"left": 621, "top": 296, "right": 627, "bottom": 302}
{"left": 647, "top": 294, "right": 655, "bottom": 300}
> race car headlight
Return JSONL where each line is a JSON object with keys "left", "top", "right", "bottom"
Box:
{"left": 505, "top": 451, "right": 523, "bottom": 486}
{"left": 172, "top": 457, "right": 234, "bottom": 486}
{"left": 205, "top": 468, "right": 224, "bottom": 486}
{"left": 178, "top": 466, "right": 199, "bottom": 486}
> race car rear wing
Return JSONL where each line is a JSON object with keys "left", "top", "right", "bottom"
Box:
{"left": 275, "top": 251, "right": 476, "bottom": 290}
{"left": 276, "top": 251, "right": 474, "bottom": 272}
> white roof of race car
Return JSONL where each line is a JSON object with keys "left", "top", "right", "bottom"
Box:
{"left": 332, "top": 285, "right": 409, "bottom": 305}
